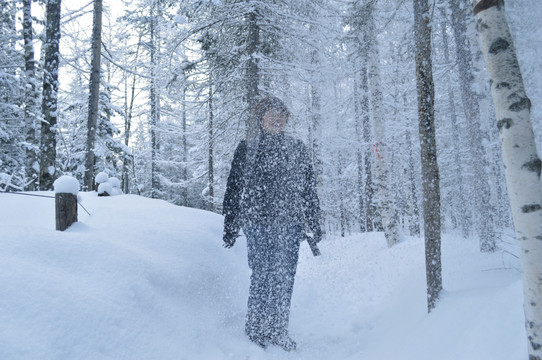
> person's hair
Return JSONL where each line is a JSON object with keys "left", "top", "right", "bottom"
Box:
{"left": 253, "top": 96, "right": 291, "bottom": 124}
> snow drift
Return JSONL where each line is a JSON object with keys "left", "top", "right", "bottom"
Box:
{"left": 0, "top": 192, "right": 526, "bottom": 359}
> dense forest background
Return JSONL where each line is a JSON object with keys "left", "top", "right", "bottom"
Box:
{"left": 1, "top": 0, "right": 540, "bottom": 241}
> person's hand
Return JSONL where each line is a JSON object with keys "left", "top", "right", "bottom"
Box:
{"left": 313, "top": 228, "right": 323, "bottom": 243}
{"left": 223, "top": 233, "right": 237, "bottom": 248}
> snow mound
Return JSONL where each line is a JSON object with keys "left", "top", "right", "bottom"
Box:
{"left": 95, "top": 171, "right": 109, "bottom": 184}
{"left": 0, "top": 193, "right": 527, "bottom": 359}
{"left": 97, "top": 181, "right": 112, "bottom": 196}
{"left": 53, "top": 175, "right": 80, "bottom": 195}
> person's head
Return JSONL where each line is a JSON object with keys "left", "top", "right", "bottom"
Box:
{"left": 254, "top": 96, "right": 291, "bottom": 134}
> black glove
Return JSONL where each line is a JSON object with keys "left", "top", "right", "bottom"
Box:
{"left": 223, "top": 232, "right": 237, "bottom": 248}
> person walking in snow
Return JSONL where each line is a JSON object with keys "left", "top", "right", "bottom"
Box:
{"left": 222, "top": 96, "right": 322, "bottom": 351}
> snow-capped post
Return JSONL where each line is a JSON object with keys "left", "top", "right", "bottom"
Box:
{"left": 53, "top": 176, "right": 79, "bottom": 231}
{"left": 472, "top": 0, "right": 542, "bottom": 358}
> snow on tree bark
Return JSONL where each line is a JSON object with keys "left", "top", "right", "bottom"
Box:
{"left": 39, "top": 0, "right": 62, "bottom": 190}
{"left": 414, "top": 0, "right": 443, "bottom": 312}
{"left": 84, "top": 0, "right": 103, "bottom": 191}
{"left": 472, "top": 0, "right": 542, "bottom": 357}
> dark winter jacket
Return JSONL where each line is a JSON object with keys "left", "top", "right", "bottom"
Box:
{"left": 223, "top": 132, "right": 321, "bottom": 240}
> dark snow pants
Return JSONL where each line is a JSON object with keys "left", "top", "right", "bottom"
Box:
{"left": 244, "top": 223, "right": 301, "bottom": 341}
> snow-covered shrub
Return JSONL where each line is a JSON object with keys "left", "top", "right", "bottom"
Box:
{"left": 98, "top": 182, "right": 113, "bottom": 197}
{"left": 96, "top": 174, "right": 123, "bottom": 196}
{"left": 95, "top": 172, "right": 109, "bottom": 184}
{"left": 108, "top": 177, "right": 123, "bottom": 196}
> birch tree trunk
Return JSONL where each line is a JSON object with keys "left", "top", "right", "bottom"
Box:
{"left": 472, "top": 0, "right": 542, "bottom": 357}
{"left": 451, "top": 0, "right": 496, "bottom": 252}
{"left": 361, "top": 64, "right": 378, "bottom": 232}
{"left": 22, "top": 0, "right": 38, "bottom": 190}
{"left": 39, "top": 0, "right": 62, "bottom": 190}
{"left": 414, "top": 0, "right": 442, "bottom": 312}
{"left": 439, "top": 9, "right": 471, "bottom": 238}
{"left": 354, "top": 71, "right": 366, "bottom": 232}
{"left": 149, "top": 2, "right": 160, "bottom": 199}
{"left": 84, "top": 0, "right": 103, "bottom": 191}
{"left": 208, "top": 76, "right": 214, "bottom": 212}
{"left": 405, "top": 131, "right": 421, "bottom": 236}
{"left": 182, "top": 65, "right": 189, "bottom": 207}
{"left": 367, "top": 21, "right": 399, "bottom": 247}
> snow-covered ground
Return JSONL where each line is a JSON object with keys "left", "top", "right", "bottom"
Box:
{"left": 0, "top": 193, "right": 526, "bottom": 359}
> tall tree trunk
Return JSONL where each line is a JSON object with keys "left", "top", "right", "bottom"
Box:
{"left": 367, "top": 20, "right": 399, "bottom": 247}
{"left": 473, "top": 1, "right": 542, "bottom": 357}
{"left": 245, "top": 8, "right": 260, "bottom": 140}
{"left": 84, "top": 0, "right": 103, "bottom": 191}
{"left": 354, "top": 71, "right": 366, "bottom": 232}
{"left": 182, "top": 66, "right": 188, "bottom": 207}
{"left": 149, "top": 3, "right": 160, "bottom": 199}
{"left": 360, "top": 65, "right": 377, "bottom": 232}
{"left": 439, "top": 8, "right": 471, "bottom": 238}
{"left": 122, "top": 35, "right": 141, "bottom": 194}
{"left": 450, "top": 0, "right": 496, "bottom": 252}
{"left": 208, "top": 76, "right": 214, "bottom": 212}
{"left": 22, "top": 0, "right": 38, "bottom": 190}
{"left": 309, "top": 36, "right": 323, "bottom": 184}
{"left": 414, "top": 0, "right": 442, "bottom": 313}
{"left": 405, "top": 131, "right": 421, "bottom": 236}
{"left": 39, "top": 0, "right": 62, "bottom": 190}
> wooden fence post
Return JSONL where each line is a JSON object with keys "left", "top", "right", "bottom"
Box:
{"left": 56, "top": 193, "right": 77, "bottom": 231}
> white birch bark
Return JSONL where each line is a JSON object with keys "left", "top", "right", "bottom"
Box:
{"left": 473, "top": 0, "right": 542, "bottom": 357}
{"left": 368, "top": 40, "right": 399, "bottom": 248}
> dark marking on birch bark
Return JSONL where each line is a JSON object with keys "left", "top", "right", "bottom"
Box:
{"left": 509, "top": 97, "right": 532, "bottom": 112}
{"left": 497, "top": 118, "right": 513, "bottom": 131}
{"left": 531, "top": 302, "right": 537, "bottom": 307}
{"left": 476, "top": 18, "right": 489, "bottom": 31}
{"left": 522, "top": 204, "right": 542, "bottom": 213}
{"left": 523, "top": 157, "right": 542, "bottom": 177}
{"left": 514, "top": 144, "right": 520, "bottom": 148}
{"left": 496, "top": 82, "right": 511, "bottom": 89}
{"left": 536, "top": 236, "right": 542, "bottom": 241}
{"left": 489, "top": 38, "right": 510, "bottom": 54}
{"left": 530, "top": 339, "right": 541, "bottom": 351}
{"left": 474, "top": 0, "right": 503, "bottom": 16}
